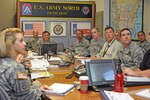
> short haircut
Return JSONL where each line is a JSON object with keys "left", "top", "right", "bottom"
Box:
{"left": 76, "top": 29, "right": 83, "bottom": 34}
{"left": 104, "top": 26, "right": 114, "bottom": 32}
{"left": 120, "top": 28, "right": 131, "bottom": 36}
{"left": 137, "top": 31, "right": 145, "bottom": 36}
{"left": 42, "top": 31, "right": 50, "bottom": 35}
{"left": 0, "top": 28, "right": 23, "bottom": 58}
{"left": 92, "top": 27, "right": 100, "bottom": 32}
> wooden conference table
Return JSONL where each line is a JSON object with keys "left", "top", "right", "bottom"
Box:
{"left": 37, "top": 59, "right": 150, "bottom": 100}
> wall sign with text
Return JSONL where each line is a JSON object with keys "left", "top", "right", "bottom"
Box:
{"left": 20, "top": 2, "right": 92, "bottom": 18}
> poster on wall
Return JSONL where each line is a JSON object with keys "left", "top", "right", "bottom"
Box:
{"left": 49, "top": 22, "right": 67, "bottom": 36}
{"left": 22, "top": 21, "right": 45, "bottom": 36}
{"left": 110, "top": 0, "right": 143, "bottom": 40}
{"left": 70, "top": 21, "right": 91, "bottom": 36}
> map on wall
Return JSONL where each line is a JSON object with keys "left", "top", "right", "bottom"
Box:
{"left": 110, "top": 0, "right": 143, "bottom": 40}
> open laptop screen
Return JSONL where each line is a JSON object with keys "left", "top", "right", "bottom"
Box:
{"left": 85, "top": 59, "right": 116, "bottom": 86}
{"left": 41, "top": 43, "right": 57, "bottom": 55}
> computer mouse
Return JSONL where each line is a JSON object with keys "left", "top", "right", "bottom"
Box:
{"left": 65, "top": 74, "right": 73, "bottom": 79}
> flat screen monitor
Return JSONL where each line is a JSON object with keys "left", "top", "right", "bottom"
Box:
{"left": 85, "top": 59, "right": 116, "bottom": 87}
{"left": 41, "top": 43, "right": 57, "bottom": 55}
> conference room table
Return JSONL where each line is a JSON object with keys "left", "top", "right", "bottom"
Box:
{"left": 36, "top": 58, "right": 150, "bottom": 100}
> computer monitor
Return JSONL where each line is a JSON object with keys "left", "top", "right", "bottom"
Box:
{"left": 85, "top": 59, "right": 116, "bottom": 91}
{"left": 41, "top": 43, "right": 57, "bottom": 55}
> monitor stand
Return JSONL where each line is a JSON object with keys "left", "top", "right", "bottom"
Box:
{"left": 92, "top": 85, "right": 114, "bottom": 92}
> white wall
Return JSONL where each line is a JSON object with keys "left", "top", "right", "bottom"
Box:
{"left": 90, "top": 0, "right": 104, "bottom": 12}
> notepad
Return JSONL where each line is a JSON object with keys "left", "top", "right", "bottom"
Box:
{"left": 100, "top": 90, "right": 134, "bottom": 100}
{"left": 45, "top": 83, "right": 75, "bottom": 95}
{"left": 135, "top": 89, "right": 150, "bottom": 99}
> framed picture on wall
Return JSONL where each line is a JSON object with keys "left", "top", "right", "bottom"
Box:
{"left": 110, "top": 0, "right": 143, "bottom": 40}
{"left": 22, "top": 21, "right": 45, "bottom": 36}
{"left": 49, "top": 21, "right": 67, "bottom": 36}
{"left": 70, "top": 21, "right": 92, "bottom": 36}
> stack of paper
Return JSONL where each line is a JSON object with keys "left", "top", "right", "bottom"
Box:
{"left": 100, "top": 90, "right": 134, "bottom": 100}
{"left": 135, "top": 89, "right": 150, "bottom": 99}
{"left": 45, "top": 83, "right": 75, "bottom": 95}
{"left": 30, "top": 59, "right": 49, "bottom": 70}
{"left": 31, "top": 71, "right": 54, "bottom": 79}
{"left": 48, "top": 57, "right": 62, "bottom": 61}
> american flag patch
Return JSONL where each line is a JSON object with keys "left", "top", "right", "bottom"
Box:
{"left": 17, "top": 72, "right": 28, "bottom": 80}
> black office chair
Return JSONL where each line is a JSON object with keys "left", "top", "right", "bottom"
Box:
{"left": 0, "top": 85, "right": 11, "bottom": 100}
{"left": 57, "top": 42, "right": 64, "bottom": 52}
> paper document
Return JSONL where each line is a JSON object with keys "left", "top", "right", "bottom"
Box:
{"left": 48, "top": 57, "right": 62, "bottom": 61}
{"left": 103, "top": 90, "right": 134, "bottom": 100}
{"left": 31, "top": 72, "right": 54, "bottom": 79}
{"left": 75, "top": 55, "right": 88, "bottom": 59}
{"left": 135, "top": 89, "right": 150, "bottom": 99}
{"left": 27, "top": 55, "right": 43, "bottom": 59}
{"left": 30, "top": 59, "right": 49, "bottom": 70}
{"left": 45, "top": 83, "right": 74, "bottom": 95}
{"left": 77, "top": 59, "right": 90, "bottom": 65}
{"left": 124, "top": 75, "right": 150, "bottom": 82}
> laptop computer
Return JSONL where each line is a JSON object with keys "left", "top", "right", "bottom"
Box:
{"left": 85, "top": 59, "right": 116, "bottom": 91}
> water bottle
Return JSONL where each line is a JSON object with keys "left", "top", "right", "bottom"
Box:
{"left": 114, "top": 66, "right": 124, "bottom": 92}
{"left": 71, "top": 50, "right": 75, "bottom": 64}
{"left": 39, "top": 45, "right": 42, "bottom": 55}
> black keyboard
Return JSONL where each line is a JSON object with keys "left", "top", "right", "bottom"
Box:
{"left": 92, "top": 85, "right": 114, "bottom": 92}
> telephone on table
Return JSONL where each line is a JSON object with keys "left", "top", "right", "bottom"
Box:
{"left": 73, "top": 64, "right": 86, "bottom": 77}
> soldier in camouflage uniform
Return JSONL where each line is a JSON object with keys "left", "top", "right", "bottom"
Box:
{"left": 97, "top": 27, "right": 121, "bottom": 59}
{"left": 66, "top": 30, "right": 89, "bottom": 56}
{"left": 37, "top": 31, "right": 55, "bottom": 55}
{"left": 37, "top": 31, "right": 55, "bottom": 45}
{"left": 117, "top": 28, "right": 144, "bottom": 70}
{"left": 123, "top": 49, "right": 150, "bottom": 77}
{"left": 26, "top": 30, "right": 40, "bottom": 52}
{"left": 0, "top": 28, "right": 51, "bottom": 100}
{"left": 88, "top": 27, "right": 105, "bottom": 56}
{"left": 85, "top": 29, "right": 93, "bottom": 43}
{"left": 137, "top": 31, "right": 150, "bottom": 53}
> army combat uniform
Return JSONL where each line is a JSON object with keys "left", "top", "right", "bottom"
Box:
{"left": 138, "top": 40, "right": 150, "bottom": 53}
{"left": 0, "top": 58, "right": 42, "bottom": 100}
{"left": 26, "top": 37, "right": 39, "bottom": 52}
{"left": 66, "top": 38, "right": 89, "bottom": 56}
{"left": 37, "top": 38, "right": 55, "bottom": 45}
{"left": 88, "top": 37, "right": 105, "bottom": 56}
{"left": 97, "top": 39, "right": 122, "bottom": 59}
{"left": 117, "top": 42, "right": 144, "bottom": 70}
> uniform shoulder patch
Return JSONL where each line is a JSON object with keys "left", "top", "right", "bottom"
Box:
{"left": 17, "top": 72, "right": 28, "bottom": 80}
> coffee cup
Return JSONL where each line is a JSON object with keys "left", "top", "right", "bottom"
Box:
{"left": 79, "top": 76, "right": 89, "bottom": 94}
